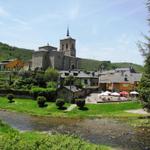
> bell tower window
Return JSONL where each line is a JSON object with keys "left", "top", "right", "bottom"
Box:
{"left": 71, "top": 44, "right": 74, "bottom": 49}
{"left": 62, "top": 44, "right": 64, "bottom": 50}
{"left": 66, "top": 43, "right": 68, "bottom": 49}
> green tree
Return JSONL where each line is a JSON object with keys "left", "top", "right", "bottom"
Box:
{"left": 45, "top": 67, "right": 59, "bottom": 82}
{"left": 74, "top": 79, "right": 83, "bottom": 88}
{"left": 64, "top": 75, "right": 75, "bottom": 86}
{"left": 138, "top": 0, "right": 150, "bottom": 111}
{"left": 35, "top": 72, "right": 46, "bottom": 87}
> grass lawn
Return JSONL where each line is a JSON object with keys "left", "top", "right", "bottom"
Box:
{"left": 68, "top": 101, "right": 144, "bottom": 118}
{"left": 0, "top": 120, "right": 112, "bottom": 150}
{"left": 0, "top": 97, "right": 71, "bottom": 116}
{"left": 0, "top": 97, "right": 145, "bottom": 118}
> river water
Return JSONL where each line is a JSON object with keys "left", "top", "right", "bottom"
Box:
{"left": 0, "top": 110, "right": 150, "bottom": 150}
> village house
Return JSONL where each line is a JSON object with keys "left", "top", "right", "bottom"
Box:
{"left": 59, "top": 70, "right": 99, "bottom": 99}
{"left": 0, "top": 59, "right": 24, "bottom": 71}
{"left": 60, "top": 70, "right": 99, "bottom": 87}
{"left": 57, "top": 85, "right": 85, "bottom": 102}
{"left": 98, "top": 67, "right": 142, "bottom": 92}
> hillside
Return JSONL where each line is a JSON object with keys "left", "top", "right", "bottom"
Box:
{"left": 78, "top": 58, "right": 112, "bottom": 71}
{"left": 111, "top": 62, "right": 144, "bottom": 73}
{"left": 0, "top": 42, "right": 33, "bottom": 62}
{"left": 78, "top": 58, "right": 143, "bottom": 72}
{"left": 0, "top": 42, "right": 143, "bottom": 72}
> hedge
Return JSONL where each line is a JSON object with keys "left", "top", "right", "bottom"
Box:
{"left": 31, "top": 87, "right": 57, "bottom": 101}
{"left": 0, "top": 88, "right": 31, "bottom": 98}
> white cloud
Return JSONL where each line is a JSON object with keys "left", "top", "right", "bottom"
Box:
{"left": 0, "top": 6, "right": 9, "bottom": 17}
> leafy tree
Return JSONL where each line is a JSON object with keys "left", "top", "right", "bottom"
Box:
{"left": 47, "top": 81, "right": 57, "bottom": 88}
{"left": 64, "top": 75, "right": 75, "bottom": 86}
{"left": 45, "top": 67, "right": 59, "bottom": 82}
{"left": 35, "top": 72, "right": 46, "bottom": 87}
{"left": 138, "top": 0, "right": 150, "bottom": 111}
{"left": 18, "top": 70, "right": 32, "bottom": 79}
{"left": 74, "top": 79, "right": 83, "bottom": 89}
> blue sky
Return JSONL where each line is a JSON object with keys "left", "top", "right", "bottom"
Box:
{"left": 0, "top": 0, "right": 149, "bottom": 65}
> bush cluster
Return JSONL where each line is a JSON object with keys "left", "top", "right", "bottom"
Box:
{"left": 31, "top": 87, "right": 57, "bottom": 101}
{"left": 0, "top": 131, "right": 101, "bottom": 150}
{"left": 56, "top": 98, "right": 65, "bottom": 109}
{"left": 7, "top": 94, "right": 15, "bottom": 103}
{"left": 75, "top": 99, "right": 85, "bottom": 109}
{"left": 37, "top": 96, "right": 46, "bottom": 107}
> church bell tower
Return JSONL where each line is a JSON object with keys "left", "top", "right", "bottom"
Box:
{"left": 60, "top": 28, "right": 76, "bottom": 57}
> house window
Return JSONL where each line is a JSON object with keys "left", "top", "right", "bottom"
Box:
{"left": 124, "top": 74, "right": 128, "bottom": 81}
{"left": 84, "top": 79, "right": 88, "bottom": 84}
{"left": 65, "top": 73, "right": 69, "bottom": 76}
{"left": 71, "top": 64, "right": 75, "bottom": 70}
{"left": 73, "top": 72, "right": 78, "bottom": 76}
{"left": 62, "top": 44, "right": 64, "bottom": 50}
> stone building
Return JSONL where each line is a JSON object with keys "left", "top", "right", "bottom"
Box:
{"left": 98, "top": 67, "right": 142, "bottom": 91}
{"left": 32, "top": 29, "right": 78, "bottom": 70}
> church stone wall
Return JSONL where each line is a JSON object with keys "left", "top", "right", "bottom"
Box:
{"left": 32, "top": 51, "right": 45, "bottom": 70}
{"left": 31, "top": 32, "right": 78, "bottom": 71}
{"left": 50, "top": 51, "right": 64, "bottom": 70}
{"left": 32, "top": 50, "right": 78, "bottom": 71}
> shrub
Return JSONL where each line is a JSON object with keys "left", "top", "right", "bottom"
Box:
{"left": 56, "top": 98, "right": 65, "bottom": 109}
{"left": 139, "top": 88, "right": 150, "bottom": 111}
{"left": 75, "top": 99, "right": 85, "bottom": 109}
{"left": 31, "top": 87, "right": 57, "bottom": 101}
{"left": 35, "top": 73, "right": 46, "bottom": 87}
{"left": 45, "top": 67, "right": 59, "bottom": 82}
{"left": 37, "top": 96, "right": 46, "bottom": 107}
{"left": 47, "top": 81, "right": 57, "bottom": 88}
{"left": 7, "top": 94, "right": 14, "bottom": 103}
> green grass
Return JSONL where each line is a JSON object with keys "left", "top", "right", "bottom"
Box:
{"left": 0, "top": 97, "right": 144, "bottom": 118}
{"left": 68, "top": 101, "right": 143, "bottom": 118}
{"left": 0, "top": 120, "right": 112, "bottom": 150}
{"left": 126, "top": 118, "right": 150, "bottom": 127}
{"left": 0, "top": 97, "right": 70, "bottom": 116}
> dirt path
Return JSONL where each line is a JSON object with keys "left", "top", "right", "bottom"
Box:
{"left": 125, "top": 109, "right": 150, "bottom": 115}
{"left": 65, "top": 104, "right": 77, "bottom": 112}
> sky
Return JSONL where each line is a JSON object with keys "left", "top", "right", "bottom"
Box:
{"left": 0, "top": 0, "right": 149, "bottom": 65}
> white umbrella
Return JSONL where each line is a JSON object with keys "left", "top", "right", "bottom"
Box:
{"left": 104, "top": 91, "right": 112, "bottom": 95}
{"left": 130, "top": 91, "right": 139, "bottom": 95}
{"left": 99, "top": 92, "right": 109, "bottom": 96}
{"left": 111, "top": 92, "right": 120, "bottom": 96}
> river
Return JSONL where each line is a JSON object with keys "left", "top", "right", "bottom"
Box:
{"left": 0, "top": 110, "right": 150, "bottom": 150}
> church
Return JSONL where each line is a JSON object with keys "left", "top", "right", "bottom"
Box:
{"left": 32, "top": 29, "right": 78, "bottom": 70}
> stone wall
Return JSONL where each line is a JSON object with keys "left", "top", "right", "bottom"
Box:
{"left": 60, "top": 38, "right": 76, "bottom": 57}
{"left": 32, "top": 51, "right": 45, "bottom": 70}
{"left": 32, "top": 50, "right": 78, "bottom": 70}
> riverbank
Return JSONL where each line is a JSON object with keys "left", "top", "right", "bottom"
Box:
{"left": 0, "top": 120, "right": 112, "bottom": 150}
{"left": 0, "top": 97, "right": 146, "bottom": 118}
{"left": 0, "top": 111, "right": 150, "bottom": 150}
